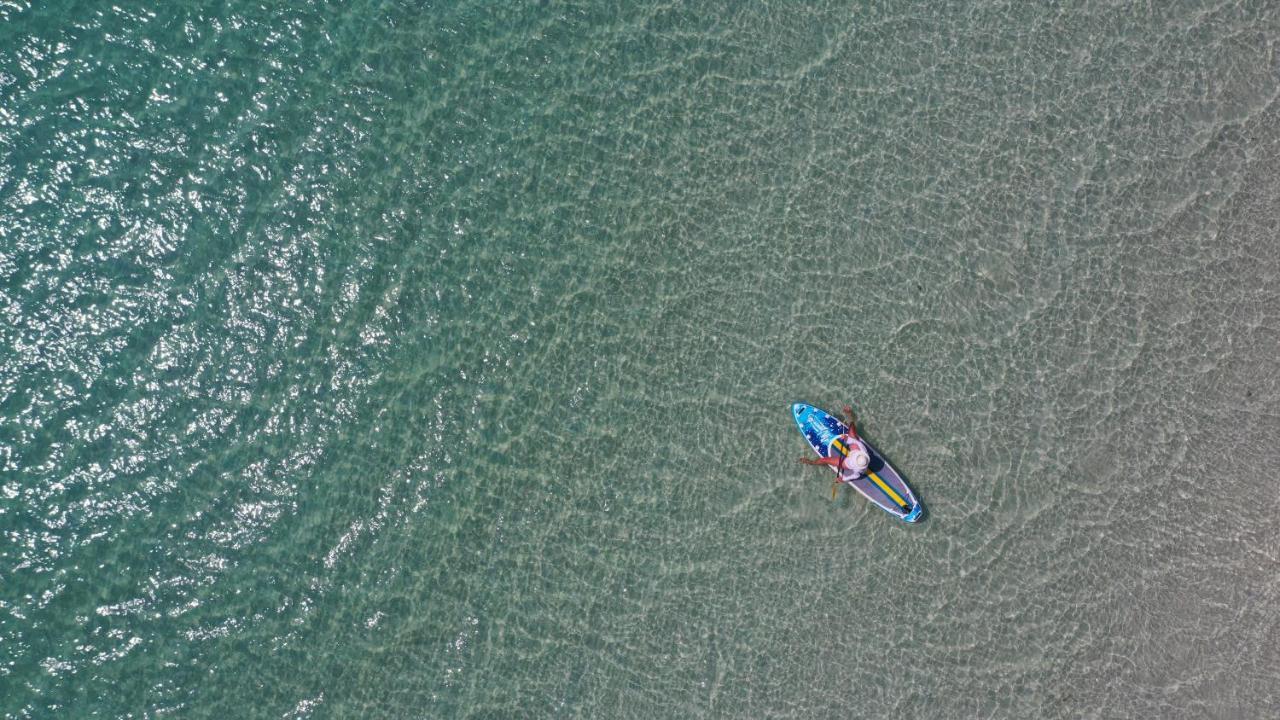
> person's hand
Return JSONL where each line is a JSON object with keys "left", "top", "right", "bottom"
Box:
{"left": 843, "top": 404, "right": 854, "bottom": 417}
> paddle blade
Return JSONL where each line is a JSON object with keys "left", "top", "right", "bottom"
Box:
{"left": 831, "top": 480, "right": 838, "bottom": 500}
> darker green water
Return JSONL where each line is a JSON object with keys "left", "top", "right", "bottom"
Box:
{"left": 3, "top": 1, "right": 1279, "bottom": 717}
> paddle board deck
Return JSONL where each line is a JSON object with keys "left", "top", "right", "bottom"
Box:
{"left": 792, "top": 402, "right": 923, "bottom": 523}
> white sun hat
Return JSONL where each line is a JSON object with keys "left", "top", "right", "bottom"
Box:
{"left": 843, "top": 449, "right": 870, "bottom": 473}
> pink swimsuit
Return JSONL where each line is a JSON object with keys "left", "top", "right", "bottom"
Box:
{"left": 836, "top": 435, "right": 868, "bottom": 483}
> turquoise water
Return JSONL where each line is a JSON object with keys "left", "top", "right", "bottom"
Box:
{"left": 3, "top": 1, "right": 1279, "bottom": 716}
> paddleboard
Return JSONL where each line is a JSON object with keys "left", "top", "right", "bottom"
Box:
{"left": 791, "top": 403, "right": 923, "bottom": 523}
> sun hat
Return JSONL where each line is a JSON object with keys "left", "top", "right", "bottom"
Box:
{"left": 843, "top": 449, "right": 870, "bottom": 473}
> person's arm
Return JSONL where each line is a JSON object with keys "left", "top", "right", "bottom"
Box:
{"left": 799, "top": 456, "right": 840, "bottom": 467}
{"left": 842, "top": 405, "right": 858, "bottom": 437}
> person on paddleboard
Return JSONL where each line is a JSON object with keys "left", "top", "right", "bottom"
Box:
{"left": 798, "top": 405, "right": 870, "bottom": 483}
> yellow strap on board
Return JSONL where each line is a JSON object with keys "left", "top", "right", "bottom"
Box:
{"left": 868, "top": 471, "right": 909, "bottom": 509}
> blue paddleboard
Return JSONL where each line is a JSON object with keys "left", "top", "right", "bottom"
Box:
{"left": 792, "top": 403, "right": 923, "bottom": 523}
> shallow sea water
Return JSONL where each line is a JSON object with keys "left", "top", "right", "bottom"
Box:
{"left": 2, "top": 1, "right": 1279, "bottom": 717}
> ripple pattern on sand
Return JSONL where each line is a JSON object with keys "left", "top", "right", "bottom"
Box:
{"left": 2, "top": 1, "right": 1279, "bottom": 717}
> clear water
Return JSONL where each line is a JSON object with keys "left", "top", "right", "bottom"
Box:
{"left": 3, "top": 1, "right": 1279, "bottom": 717}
